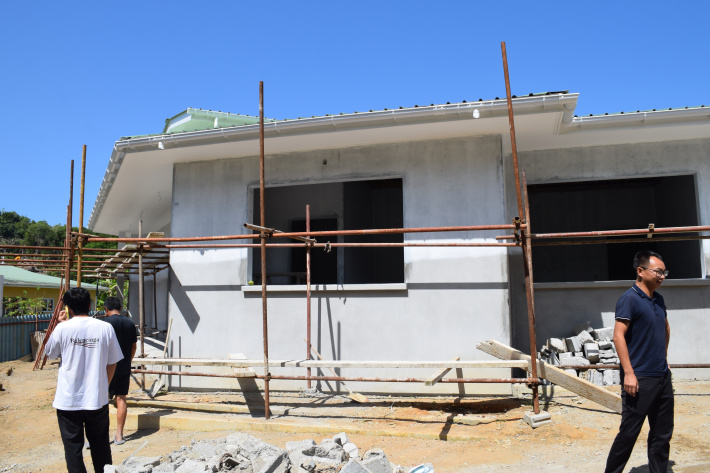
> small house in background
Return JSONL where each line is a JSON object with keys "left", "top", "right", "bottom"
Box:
{"left": 0, "top": 265, "right": 108, "bottom": 315}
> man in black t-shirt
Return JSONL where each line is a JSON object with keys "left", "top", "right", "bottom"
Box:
{"left": 101, "top": 297, "right": 137, "bottom": 445}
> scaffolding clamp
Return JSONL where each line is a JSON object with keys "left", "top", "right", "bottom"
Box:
{"left": 647, "top": 223, "right": 655, "bottom": 239}
{"left": 512, "top": 217, "right": 522, "bottom": 243}
{"left": 324, "top": 241, "right": 332, "bottom": 253}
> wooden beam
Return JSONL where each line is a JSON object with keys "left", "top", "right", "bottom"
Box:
{"left": 476, "top": 339, "right": 622, "bottom": 413}
{"left": 140, "top": 358, "right": 529, "bottom": 369}
{"left": 425, "top": 356, "right": 460, "bottom": 386}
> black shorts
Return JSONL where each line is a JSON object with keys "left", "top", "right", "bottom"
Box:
{"left": 108, "top": 373, "right": 130, "bottom": 397}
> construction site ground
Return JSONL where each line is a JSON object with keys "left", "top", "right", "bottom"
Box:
{"left": 1, "top": 358, "right": 709, "bottom": 473}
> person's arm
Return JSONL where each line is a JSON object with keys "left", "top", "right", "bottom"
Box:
{"left": 613, "top": 319, "right": 638, "bottom": 397}
{"left": 107, "top": 363, "right": 117, "bottom": 384}
{"left": 665, "top": 318, "right": 671, "bottom": 361}
{"left": 130, "top": 343, "right": 137, "bottom": 362}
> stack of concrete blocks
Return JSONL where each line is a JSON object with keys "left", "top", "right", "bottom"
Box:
{"left": 104, "top": 432, "right": 410, "bottom": 473}
{"left": 539, "top": 322, "right": 621, "bottom": 387}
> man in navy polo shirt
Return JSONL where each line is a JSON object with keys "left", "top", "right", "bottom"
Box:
{"left": 605, "top": 250, "right": 673, "bottom": 473}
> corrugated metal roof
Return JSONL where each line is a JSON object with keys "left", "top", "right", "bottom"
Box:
{"left": 0, "top": 265, "right": 109, "bottom": 291}
{"left": 575, "top": 104, "right": 707, "bottom": 118}
{"left": 121, "top": 91, "right": 571, "bottom": 140}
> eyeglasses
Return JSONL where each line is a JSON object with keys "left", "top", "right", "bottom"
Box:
{"left": 641, "top": 267, "right": 669, "bottom": 277}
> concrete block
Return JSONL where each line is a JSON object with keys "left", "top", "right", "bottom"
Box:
{"left": 253, "top": 449, "right": 289, "bottom": 473}
{"left": 593, "top": 327, "right": 614, "bottom": 341}
{"left": 573, "top": 321, "right": 592, "bottom": 334}
{"left": 562, "top": 356, "right": 590, "bottom": 367}
{"left": 522, "top": 410, "right": 551, "bottom": 428}
{"left": 599, "top": 349, "right": 616, "bottom": 358}
{"left": 362, "top": 449, "right": 392, "bottom": 473}
{"left": 603, "top": 370, "right": 621, "bottom": 386}
{"left": 583, "top": 343, "right": 600, "bottom": 363}
{"left": 153, "top": 463, "right": 179, "bottom": 472}
{"left": 341, "top": 460, "right": 374, "bottom": 473}
{"left": 187, "top": 441, "right": 217, "bottom": 460}
{"left": 587, "top": 369, "right": 604, "bottom": 386}
{"left": 577, "top": 330, "right": 594, "bottom": 345}
{"left": 547, "top": 338, "right": 567, "bottom": 352}
{"left": 286, "top": 439, "right": 316, "bottom": 452}
{"left": 121, "top": 456, "right": 162, "bottom": 473}
{"left": 175, "top": 459, "right": 209, "bottom": 472}
{"left": 333, "top": 432, "right": 350, "bottom": 446}
{"left": 343, "top": 442, "right": 359, "bottom": 459}
{"left": 559, "top": 352, "right": 574, "bottom": 358}
{"left": 310, "top": 440, "right": 346, "bottom": 462}
{"left": 564, "top": 368, "right": 578, "bottom": 376}
{"left": 104, "top": 466, "right": 118, "bottom": 473}
{"left": 565, "top": 336, "right": 582, "bottom": 353}
{"left": 548, "top": 351, "right": 560, "bottom": 366}
{"left": 598, "top": 340, "right": 614, "bottom": 350}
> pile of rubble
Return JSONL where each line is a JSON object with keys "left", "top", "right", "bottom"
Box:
{"left": 106, "top": 432, "right": 432, "bottom": 473}
{"left": 539, "top": 322, "right": 621, "bottom": 386}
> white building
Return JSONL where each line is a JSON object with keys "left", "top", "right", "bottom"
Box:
{"left": 89, "top": 93, "right": 710, "bottom": 393}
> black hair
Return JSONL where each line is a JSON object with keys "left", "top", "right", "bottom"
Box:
{"left": 633, "top": 250, "right": 663, "bottom": 270}
{"left": 63, "top": 287, "right": 91, "bottom": 315}
{"left": 103, "top": 296, "right": 123, "bottom": 312}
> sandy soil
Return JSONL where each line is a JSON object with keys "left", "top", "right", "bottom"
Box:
{"left": 1, "top": 358, "right": 708, "bottom": 473}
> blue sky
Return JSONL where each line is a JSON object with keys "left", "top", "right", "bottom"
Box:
{"left": 1, "top": 1, "right": 708, "bottom": 228}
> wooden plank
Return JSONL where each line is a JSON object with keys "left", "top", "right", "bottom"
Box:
{"left": 229, "top": 353, "right": 256, "bottom": 378}
{"left": 476, "top": 339, "right": 622, "bottom": 413}
{"left": 425, "top": 356, "right": 460, "bottom": 386}
{"left": 141, "top": 358, "right": 529, "bottom": 369}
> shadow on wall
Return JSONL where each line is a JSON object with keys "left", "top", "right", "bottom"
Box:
{"left": 168, "top": 268, "right": 201, "bottom": 333}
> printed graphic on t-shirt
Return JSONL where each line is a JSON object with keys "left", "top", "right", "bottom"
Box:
{"left": 70, "top": 337, "right": 99, "bottom": 348}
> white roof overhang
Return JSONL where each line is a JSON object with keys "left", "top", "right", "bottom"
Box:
{"left": 89, "top": 94, "right": 710, "bottom": 236}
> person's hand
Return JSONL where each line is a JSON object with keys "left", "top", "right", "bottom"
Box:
{"left": 57, "top": 310, "right": 68, "bottom": 323}
{"left": 623, "top": 372, "right": 639, "bottom": 397}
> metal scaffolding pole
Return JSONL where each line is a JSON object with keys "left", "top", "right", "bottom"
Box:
{"left": 502, "top": 41, "right": 540, "bottom": 414}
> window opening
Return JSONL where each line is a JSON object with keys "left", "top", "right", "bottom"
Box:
{"left": 252, "top": 178, "right": 404, "bottom": 285}
{"left": 528, "top": 175, "right": 701, "bottom": 282}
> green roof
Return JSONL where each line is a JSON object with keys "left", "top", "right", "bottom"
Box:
{"left": 162, "top": 108, "right": 277, "bottom": 134}
{"left": 0, "top": 265, "right": 109, "bottom": 291}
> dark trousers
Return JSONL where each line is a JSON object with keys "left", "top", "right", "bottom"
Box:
{"left": 56, "top": 404, "right": 113, "bottom": 473}
{"left": 605, "top": 370, "right": 674, "bottom": 473}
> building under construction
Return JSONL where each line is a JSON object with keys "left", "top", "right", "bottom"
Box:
{"left": 6, "top": 46, "right": 710, "bottom": 420}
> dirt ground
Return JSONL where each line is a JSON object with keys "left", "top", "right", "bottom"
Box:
{"left": 1, "top": 358, "right": 709, "bottom": 473}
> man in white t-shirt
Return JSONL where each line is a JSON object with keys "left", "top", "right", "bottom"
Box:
{"left": 45, "top": 287, "right": 123, "bottom": 473}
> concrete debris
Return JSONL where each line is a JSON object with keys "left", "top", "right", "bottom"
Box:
{"left": 592, "top": 327, "right": 614, "bottom": 341}
{"left": 106, "top": 431, "right": 413, "bottom": 473}
{"left": 573, "top": 321, "right": 593, "bottom": 335}
{"left": 564, "top": 336, "right": 582, "bottom": 353}
{"left": 361, "top": 449, "right": 393, "bottom": 473}
{"left": 577, "top": 330, "right": 594, "bottom": 345}
{"left": 540, "top": 325, "right": 621, "bottom": 386}
{"left": 583, "top": 343, "right": 600, "bottom": 363}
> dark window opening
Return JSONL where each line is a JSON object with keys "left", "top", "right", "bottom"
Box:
{"left": 528, "top": 175, "right": 701, "bottom": 282}
{"left": 252, "top": 179, "right": 404, "bottom": 285}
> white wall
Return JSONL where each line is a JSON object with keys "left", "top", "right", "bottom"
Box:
{"left": 165, "top": 135, "right": 515, "bottom": 394}
{"left": 510, "top": 137, "right": 710, "bottom": 379}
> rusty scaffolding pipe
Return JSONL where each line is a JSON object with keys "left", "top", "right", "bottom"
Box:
{"left": 77, "top": 145, "right": 86, "bottom": 286}
{"left": 84, "top": 223, "right": 523, "bottom": 243}
{"left": 502, "top": 42, "right": 540, "bottom": 415}
{"left": 259, "top": 80, "right": 271, "bottom": 420}
{"left": 131, "top": 370, "right": 540, "bottom": 384}
{"left": 306, "top": 205, "right": 312, "bottom": 389}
